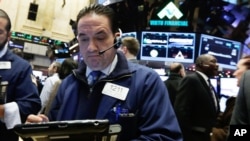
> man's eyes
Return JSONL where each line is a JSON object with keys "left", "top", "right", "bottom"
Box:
{"left": 79, "top": 37, "right": 105, "bottom": 41}
{"left": 96, "top": 37, "right": 105, "bottom": 41}
{"left": 80, "top": 38, "right": 89, "bottom": 42}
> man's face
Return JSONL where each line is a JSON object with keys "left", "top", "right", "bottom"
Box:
{"left": 203, "top": 55, "right": 219, "bottom": 77}
{"left": 77, "top": 13, "right": 117, "bottom": 70}
{"left": 0, "top": 17, "right": 9, "bottom": 49}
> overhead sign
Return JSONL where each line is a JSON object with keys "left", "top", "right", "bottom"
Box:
{"left": 150, "top": 1, "right": 187, "bottom": 27}
{"left": 157, "top": 2, "right": 183, "bottom": 20}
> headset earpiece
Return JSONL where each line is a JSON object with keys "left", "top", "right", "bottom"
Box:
{"left": 113, "top": 28, "right": 122, "bottom": 49}
{"left": 114, "top": 36, "right": 122, "bottom": 49}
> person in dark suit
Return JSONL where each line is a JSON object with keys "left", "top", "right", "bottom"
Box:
{"left": 228, "top": 70, "right": 250, "bottom": 141}
{"left": 174, "top": 54, "right": 220, "bottom": 141}
{"left": 164, "top": 62, "right": 186, "bottom": 105}
{"left": 211, "top": 55, "right": 250, "bottom": 141}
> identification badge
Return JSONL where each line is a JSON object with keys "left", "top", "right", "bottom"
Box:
{"left": 102, "top": 82, "right": 129, "bottom": 100}
{"left": 0, "top": 61, "right": 11, "bottom": 69}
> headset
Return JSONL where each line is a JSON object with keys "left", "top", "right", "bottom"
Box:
{"left": 98, "top": 28, "right": 123, "bottom": 55}
{"left": 113, "top": 28, "right": 122, "bottom": 49}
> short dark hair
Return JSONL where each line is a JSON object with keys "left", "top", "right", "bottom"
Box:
{"left": 76, "top": 4, "right": 118, "bottom": 34}
{"left": 0, "top": 9, "right": 11, "bottom": 32}
{"left": 53, "top": 62, "right": 62, "bottom": 74}
{"left": 59, "top": 58, "right": 78, "bottom": 79}
{"left": 195, "top": 54, "right": 211, "bottom": 68}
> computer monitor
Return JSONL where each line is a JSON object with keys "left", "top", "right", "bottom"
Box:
{"left": 54, "top": 48, "right": 70, "bottom": 58}
{"left": 219, "top": 77, "right": 238, "bottom": 112}
{"left": 198, "top": 34, "right": 242, "bottom": 70}
{"left": 140, "top": 31, "right": 196, "bottom": 63}
{"left": 8, "top": 38, "right": 24, "bottom": 49}
{"left": 220, "top": 78, "right": 239, "bottom": 97}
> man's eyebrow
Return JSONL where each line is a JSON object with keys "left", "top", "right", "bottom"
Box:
{"left": 78, "top": 31, "right": 107, "bottom": 37}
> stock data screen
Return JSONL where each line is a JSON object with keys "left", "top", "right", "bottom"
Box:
{"left": 199, "top": 34, "right": 242, "bottom": 70}
{"left": 140, "top": 31, "right": 196, "bottom": 63}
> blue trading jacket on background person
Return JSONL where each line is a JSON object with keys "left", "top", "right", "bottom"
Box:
{"left": 48, "top": 52, "right": 183, "bottom": 141}
{"left": 0, "top": 49, "right": 41, "bottom": 140}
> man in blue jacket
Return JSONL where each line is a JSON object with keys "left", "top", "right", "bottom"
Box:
{"left": 26, "top": 4, "right": 182, "bottom": 141}
{"left": 0, "top": 9, "right": 41, "bottom": 141}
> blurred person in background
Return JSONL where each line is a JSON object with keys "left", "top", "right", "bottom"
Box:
{"left": 164, "top": 62, "right": 186, "bottom": 105}
{"left": 43, "top": 58, "right": 78, "bottom": 116}
{"left": 211, "top": 55, "right": 250, "bottom": 141}
{"left": 118, "top": 36, "right": 140, "bottom": 63}
{"left": 232, "top": 55, "right": 250, "bottom": 87}
{"left": 39, "top": 61, "right": 61, "bottom": 113}
{"left": 227, "top": 55, "right": 250, "bottom": 140}
{"left": 174, "top": 54, "right": 220, "bottom": 141}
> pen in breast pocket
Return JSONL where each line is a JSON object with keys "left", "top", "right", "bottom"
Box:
{"left": 115, "top": 104, "right": 121, "bottom": 121}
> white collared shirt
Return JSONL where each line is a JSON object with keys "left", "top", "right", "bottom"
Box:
{"left": 39, "top": 73, "right": 60, "bottom": 112}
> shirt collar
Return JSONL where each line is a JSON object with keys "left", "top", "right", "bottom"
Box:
{"left": 86, "top": 54, "right": 118, "bottom": 77}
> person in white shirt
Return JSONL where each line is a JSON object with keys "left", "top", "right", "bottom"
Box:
{"left": 39, "top": 61, "right": 61, "bottom": 113}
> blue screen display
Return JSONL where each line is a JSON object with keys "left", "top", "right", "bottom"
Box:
{"left": 140, "top": 31, "right": 196, "bottom": 63}
{"left": 198, "top": 34, "right": 242, "bottom": 70}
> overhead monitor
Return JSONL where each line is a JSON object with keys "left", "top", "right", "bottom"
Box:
{"left": 54, "top": 48, "right": 70, "bottom": 58}
{"left": 198, "top": 34, "right": 242, "bottom": 70}
{"left": 140, "top": 31, "right": 196, "bottom": 63}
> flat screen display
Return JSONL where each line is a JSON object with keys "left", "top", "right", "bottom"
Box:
{"left": 219, "top": 77, "right": 239, "bottom": 112}
{"left": 220, "top": 78, "right": 239, "bottom": 97}
{"left": 140, "top": 31, "right": 196, "bottom": 63}
{"left": 198, "top": 34, "right": 242, "bottom": 70}
{"left": 8, "top": 38, "right": 24, "bottom": 49}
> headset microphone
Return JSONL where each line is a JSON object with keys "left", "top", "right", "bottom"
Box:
{"left": 98, "top": 28, "right": 122, "bottom": 55}
{"left": 98, "top": 40, "right": 121, "bottom": 55}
